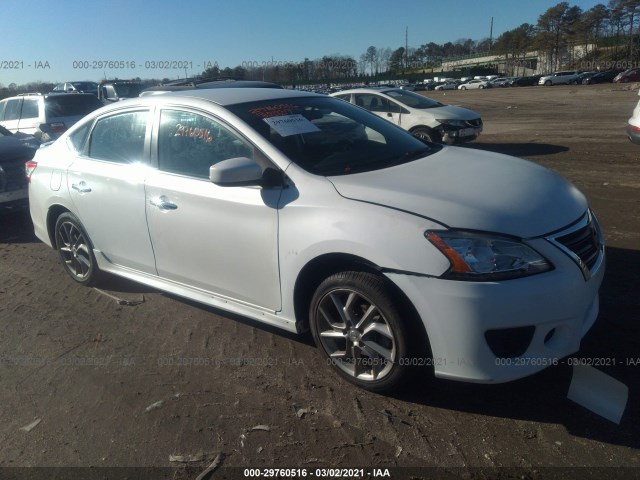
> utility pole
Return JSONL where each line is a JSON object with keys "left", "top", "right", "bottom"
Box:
{"left": 405, "top": 26, "right": 409, "bottom": 74}
{"left": 489, "top": 17, "right": 494, "bottom": 53}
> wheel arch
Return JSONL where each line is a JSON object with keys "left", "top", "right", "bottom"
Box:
{"left": 46, "top": 204, "right": 71, "bottom": 248}
{"left": 293, "top": 253, "right": 431, "bottom": 357}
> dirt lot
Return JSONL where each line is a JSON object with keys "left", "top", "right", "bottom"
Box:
{"left": 0, "top": 84, "right": 639, "bottom": 480}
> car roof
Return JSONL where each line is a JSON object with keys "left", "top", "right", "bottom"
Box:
{"left": 158, "top": 87, "right": 322, "bottom": 106}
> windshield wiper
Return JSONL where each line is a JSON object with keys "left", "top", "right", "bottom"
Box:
{"left": 385, "top": 146, "right": 432, "bottom": 168}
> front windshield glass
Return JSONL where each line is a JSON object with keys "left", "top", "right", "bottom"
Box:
{"left": 383, "top": 89, "right": 442, "bottom": 109}
{"left": 228, "top": 96, "right": 440, "bottom": 176}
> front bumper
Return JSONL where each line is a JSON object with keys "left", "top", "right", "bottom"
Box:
{"left": 627, "top": 123, "right": 640, "bottom": 144}
{"left": 385, "top": 233, "right": 605, "bottom": 384}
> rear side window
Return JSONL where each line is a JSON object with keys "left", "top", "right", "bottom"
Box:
{"left": 21, "top": 99, "right": 39, "bottom": 119}
{"left": 67, "top": 121, "right": 92, "bottom": 153}
{"left": 88, "top": 111, "right": 149, "bottom": 163}
{"left": 0, "top": 100, "right": 6, "bottom": 120}
{"left": 45, "top": 95, "right": 102, "bottom": 118}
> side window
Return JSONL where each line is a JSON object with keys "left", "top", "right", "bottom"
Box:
{"left": 88, "top": 111, "right": 148, "bottom": 163}
{"left": 67, "top": 121, "right": 92, "bottom": 153}
{"left": 21, "top": 99, "right": 39, "bottom": 119}
{"left": 354, "top": 94, "right": 397, "bottom": 113}
{"left": 0, "top": 100, "right": 6, "bottom": 120}
{"left": 4, "top": 99, "right": 23, "bottom": 121}
{"left": 158, "top": 110, "right": 254, "bottom": 179}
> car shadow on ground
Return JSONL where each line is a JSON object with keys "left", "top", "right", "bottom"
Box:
{"left": 395, "top": 245, "right": 639, "bottom": 450}
{"left": 0, "top": 204, "right": 37, "bottom": 243}
{"left": 459, "top": 142, "right": 569, "bottom": 157}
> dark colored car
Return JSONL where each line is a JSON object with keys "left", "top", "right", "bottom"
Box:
{"left": 510, "top": 75, "right": 542, "bottom": 87}
{"left": 571, "top": 71, "right": 598, "bottom": 84}
{"left": 583, "top": 69, "right": 624, "bottom": 85}
{"left": 0, "top": 125, "right": 39, "bottom": 206}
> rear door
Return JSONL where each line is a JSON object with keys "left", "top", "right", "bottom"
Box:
{"left": 0, "top": 98, "right": 23, "bottom": 133}
{"left": 67, "top": 108, "right": 157, "bottom": 274}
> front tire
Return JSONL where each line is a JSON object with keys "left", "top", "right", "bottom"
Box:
{"left": 411, "top": 127, "right": 440, "bottom": 143}
{"left": 309, "top": 271, "right": 412, "bottom": 392}
{"left": 544, "top": 80, "right": 552, "bottom": 86}
{"left": 54, "top": 212, "right": 100, "bottom": 285}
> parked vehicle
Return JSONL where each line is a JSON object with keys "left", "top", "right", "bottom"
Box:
{"left": 458, "top": 79, "right": 491, "bottom": 90}
{"left": 0, "top": 93, "right": 103, "bottom": 142}
{"left": 28, "top": 88, "right": 604, "bottom": 392}
{"left": 571, "top": 71, "right": 598, "bottom": 84}
{"left": 331, "top": 87, "right": 482, "bottom": 144}
{"left": 538, "top": 71, "right": 580, "bottom": 86}
{"left": 98, "top": 80, "right": 144, "bottom": 103}
{"left": 627, "top": 88, "right": 640, "bottom": 144}
{"left": 434, "top": 81, "right": 458, "bottom": 91}
{"left": 582, "top": 69, "right": 623, "bottom": 85}
{"left": 613, "top": 68, "right": 640, "bottom": 83}
{"left": 0, "top": 125, "right": 39, "bottom": 206}
{"left": 51, "top": 82, "right": 99, "bottom": 97}
{"left": 488, "top": 77, "right": 512, "bottom": 87}
{"left": 510, "top": 75, "right": 542, "bottom": 87}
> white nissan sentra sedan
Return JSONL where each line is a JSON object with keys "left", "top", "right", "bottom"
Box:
{"left": 28, "top": 88, "right": 605, "bottom": 392}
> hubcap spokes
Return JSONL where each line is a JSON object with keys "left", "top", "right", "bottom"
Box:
{"left": 317, "top": 289, "right": 396, "bottom": 381}
{"left": 58, "top": 222, "right": 91, "bottom": 280}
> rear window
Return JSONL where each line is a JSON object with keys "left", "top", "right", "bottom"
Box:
{"left": 45, "top": 95, "right": 102, "bottom": 118}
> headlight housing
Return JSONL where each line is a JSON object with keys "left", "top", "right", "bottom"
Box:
{"left": 426, "top": 230, "right": 553, "bottom": 280}
{"left": 436, "top": 119, "right": 467, "bottom": 128}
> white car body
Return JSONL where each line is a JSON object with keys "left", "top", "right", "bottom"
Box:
{"left": 458, "top": 79, "right": 490, "bottom": 90}
{"left": 627, "top": 88, "right": 640, "bottom": 144}
{"left": 331, "top": 87, "right": 482, "bottom": 144}
{"left": 538, "top": 71, "right": 580, "bottom": 86}
{"left": 28, "top": 88, "right": 605, "bottom": 390}
{"left": 434, "top": 82, "right": 457, "bottom": 91}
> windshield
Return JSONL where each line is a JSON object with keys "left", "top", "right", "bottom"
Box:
{"left": 228, "top": 96, "right": 440, "bottom": 176}
{"left": 382, "top": 89, "right": 442, "bottom": 109}
{"left": 45, "top": 95, "right": 103, "bottom": 117}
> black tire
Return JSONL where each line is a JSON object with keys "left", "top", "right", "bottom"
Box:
{"left": 544, "top": 80, "right": 552, "bottom": 86}
{"left": 461, "top": 86, "right": 466, "bottom": 90}
{"left": 309, "top": 271, "right": 416, "bottom": 392}
{"left": 479, "top": 85, "right": 484, "bottom": 89}
{"left": 54, "top": 212, "right": 100, "bottom": 286}
{"left": 411, "top": 127, "right": 440, "bottom": 143}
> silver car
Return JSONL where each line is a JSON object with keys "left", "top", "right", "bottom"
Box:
{"left": 28, "top": 89, "right": 604, "bottom": 392}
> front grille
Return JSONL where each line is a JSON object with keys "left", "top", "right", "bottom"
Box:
{"left": 465, "top": 118, "right": 482, "bottom": 128}
{"left": 547, "top": 211, "right": 604, "bottom": 280}
{"left": 556, "top": 223, "right": 600, "bottom": 270}
{"left": 0, "top": 161, "right": 28, "bottom": 193}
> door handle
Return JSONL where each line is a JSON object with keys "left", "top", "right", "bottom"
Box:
{"left": 71, "top": 181, "right": 92, "bottom": 193}
{"left": 150, "top": 195, "right": 178, "bottom": 210}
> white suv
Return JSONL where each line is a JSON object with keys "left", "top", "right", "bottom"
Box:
{"left": 538, "top": 71, "right": 580, "bottom": 86}
{"left": 0, "top": 93, "right": 102, "bottom": 142}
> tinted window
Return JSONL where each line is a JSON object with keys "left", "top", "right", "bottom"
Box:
{"left": 228, "top": 96, "right": 438, "bottom": 176}
{"left": 4, "top": 99, "right": 23, "bottom": 121}
{"left": 354, "top": 94, "right": 400, "bottom": 113}
{"left": 0, "top": 100, "right": 6, "bottom": 120}
{"left": 383, "top": 89, "right": 441, "bottom": 108}
{"left": 158, "top": 110, "right": 254, "bottom": 179}
{"left": 45, "top": 95, "right": 102, "bottom": 118}
{"left": 88, "top": 111, "right": 149, "bottom": 163}
{"left": 21, "top": 99, "right": 39, "bottom": 119}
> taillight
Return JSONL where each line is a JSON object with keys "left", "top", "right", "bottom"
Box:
{"left": 50, "top": 122, "right": 66, "bottom": 133}
{"left": 25, "top": 161, "right": 37, "bottom": 183}
{"left": 630, "top": 124, "right": 640, "bottom": 133}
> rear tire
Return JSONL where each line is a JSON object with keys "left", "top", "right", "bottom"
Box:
{"left": 54, "top": 212, "right": 100, "bottom": 286}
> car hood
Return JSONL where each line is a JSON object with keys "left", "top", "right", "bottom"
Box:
{"left": 417, "top": 104, "right": 480, "bottom": 120}
{"left": 328, "top": 147, "right": 586, "bottom": 238}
